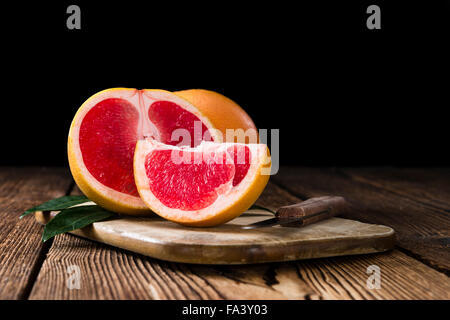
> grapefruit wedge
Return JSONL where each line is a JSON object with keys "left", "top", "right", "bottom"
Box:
{"left": 68, "top": 88, "right": 257, "bottom": 215}
{"left": 134, "top": 139, "right": 271, "bottom": 226}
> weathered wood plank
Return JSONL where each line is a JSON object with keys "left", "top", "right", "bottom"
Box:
{"left": 0, "top": 167, "right": 71, "bottom": 243}
{"left": 0, "top": 167, "right": 72, "bottom": 299}
{"left": 29, "top": 179, "right": 450, "bottom": 299}
{"left": 293, "top": 250, "right": 450, "bottom": 300}
{"left": 344, "top": 167, "right": 450, "bottom": 211}
{"left": 272, "top": 167, "right": 450, "bottom": 272}
{"left": 29, "top": 233, "right": 303, "bottom": 300}
{"left": 212, "top": 249, "right": 450, "bottom": 300}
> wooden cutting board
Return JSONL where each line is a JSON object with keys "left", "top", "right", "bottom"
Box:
{"left": 36, "top": 209, "right": 395, "bottom": 264}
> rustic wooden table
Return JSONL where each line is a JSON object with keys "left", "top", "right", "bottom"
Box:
{"left": 0, "top": 167, "right": 449, "bottom": 300}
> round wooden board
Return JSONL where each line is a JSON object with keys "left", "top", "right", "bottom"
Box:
{"left": 36, "top": 210, "right": 395, "bottom": 264}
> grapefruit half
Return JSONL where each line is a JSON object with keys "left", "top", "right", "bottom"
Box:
{"left": 134, "top": 139, "right": 271, "bottom": 226}
{"left": 68, "top": 88, "right": 257, "bottom": 215}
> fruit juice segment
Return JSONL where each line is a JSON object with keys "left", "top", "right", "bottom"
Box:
{"left": 145, "top": 149, "right": 234, "bottom": 210}
{"left": 79, "top": 98, "right": 140, "bottom": 196}
{"left": 148, "top": 100, "right": 212, "bottom": 147}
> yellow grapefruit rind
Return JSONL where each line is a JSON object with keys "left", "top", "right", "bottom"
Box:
{"left": 134, "top": 140, "right": 271, "bottom": 227}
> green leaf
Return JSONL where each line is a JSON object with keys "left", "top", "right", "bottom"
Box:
{"left": 248, "top": 204, "right": 276, "bottom": 214}
{"left": 20, "top": 195, "right": 90, "bottom": 218}
{"left": 42, "top": 205, "right": 116, "bottom": 242}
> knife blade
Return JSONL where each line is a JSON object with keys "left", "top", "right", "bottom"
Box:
{"left": 242, "top": 196, "right": 347, "bottom": 229}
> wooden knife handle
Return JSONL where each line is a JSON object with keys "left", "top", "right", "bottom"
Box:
{"left": 276, "top": 196, "right": 347, "bottom": 226}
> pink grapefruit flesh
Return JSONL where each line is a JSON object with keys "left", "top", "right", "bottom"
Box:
{"left": 148, "top": 101, "right": 211, "bottom": 147}
{"left": 226, "top": 145, "right": 251, "bottom": 186}
{"left": 79, "top": 98, "right": 140, "bottom": 196}
{"left": 145, "top": 149, "right": 235, "bottom": 211}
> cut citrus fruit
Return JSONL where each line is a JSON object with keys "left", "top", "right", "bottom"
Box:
{"left": 68, "top": 88, "right": 258, "bottom": 215}
{"left": 134, "top": 139, "right": 271, "bottom": 226}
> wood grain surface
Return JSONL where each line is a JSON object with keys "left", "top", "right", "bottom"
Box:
{"left": 0, "top": 167, "right": 448, "bottom": 300}
{"left": 272, "top": 167, "right": 450, "bottom": 273}
{"left": 0, "top": 167, "right": 73, "bottom": 299}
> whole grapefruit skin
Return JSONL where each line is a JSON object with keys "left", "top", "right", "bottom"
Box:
{"left": 175, "top": 89, "right": 258, "bottom": 143}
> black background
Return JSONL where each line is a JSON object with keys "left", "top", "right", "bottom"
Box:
{"left": 3, "top": 1, "right": 449, "bottom": 166}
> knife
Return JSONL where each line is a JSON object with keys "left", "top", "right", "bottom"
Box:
{"left": 242, "top": 196, "right": 347, "bottom": 229}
